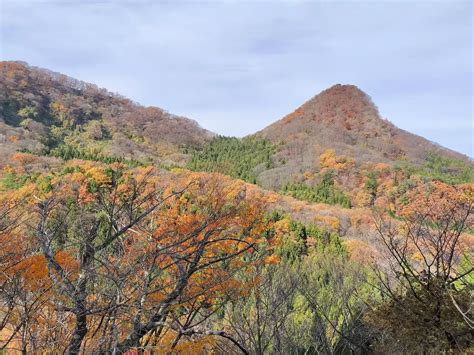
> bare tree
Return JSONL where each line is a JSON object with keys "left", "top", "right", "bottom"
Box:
{"left": 2, "top": 167, "right": 272, "bottom": 353}
{"left": 370, "top": 182, "right": 473, "bottom": 352}
{"left": 225, "top": 264, "right": 297, "bottom": 355}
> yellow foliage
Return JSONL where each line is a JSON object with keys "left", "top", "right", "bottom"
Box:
{"left": 319, "top": 149, "right": 354, "bottom": 171}
{"left": 86, "top": 167, "right": 112, "bottom": 186}
{"left": 303, "top": 170, "right": 315, "bottom": 180}
{"left": 314, "top": 215, "right": 340, "bottom": 232}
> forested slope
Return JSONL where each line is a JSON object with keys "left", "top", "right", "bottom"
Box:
{"left": 0, "top": 63, "right": 472, "bottom": 354}
{"left": 0, "top": 61, "right": 213, "bottom": 167}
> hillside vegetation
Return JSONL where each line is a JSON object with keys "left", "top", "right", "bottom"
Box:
{"left": 187, "top": 136, "right": 275, "bottom": 183}
{"left": 0, "top": 61, "right": 212, "bottom": 167}
{"left": 0, "top": 62, "right": 472, "bottom": 354}
{"left": 187, "top": 136, "right": 473, "bottom": 209}
{"left": 281, "top": 171, "right": 352, "bottom": 208}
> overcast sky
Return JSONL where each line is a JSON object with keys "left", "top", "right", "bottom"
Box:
{"left": 1, "top": 0, "right": 472, "bottom": 156}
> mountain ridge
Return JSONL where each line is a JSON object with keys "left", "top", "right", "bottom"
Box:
{"left": 0, "top": 61, "right": 471, "bottom": 174}
{"left": 0, "top": 61, "right": 214, "bottom": 166}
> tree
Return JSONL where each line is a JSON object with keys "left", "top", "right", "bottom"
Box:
{"left": 224, "top": 218, "right": 375, "bottom": 355}
{"left": 0, "top": 184, "right": 47, "bottom": 353}
{"left": 225, "top": 263, "right": 297, "bottom": 355}
{"left": 369, "top": 181, "right": 474, "bottom": 352}
{"left": 293, "top": 237, "right": 375, "bottom": 354}
{"left": 364, "top": 172, "right": 378, "bottom": 207}
{"left": 0, "top": 163, "right": 279, "bottom": 353}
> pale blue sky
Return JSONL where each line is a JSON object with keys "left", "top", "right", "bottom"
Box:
{"left": 1, "top": 0, "right": 472, "bottom": 156}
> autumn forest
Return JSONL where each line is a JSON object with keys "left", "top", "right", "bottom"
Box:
{"left": 0, "top": 61, "right": 473, "bottom": 354}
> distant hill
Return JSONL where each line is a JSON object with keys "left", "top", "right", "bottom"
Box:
{"left": 258, "top": 84, "right": 468, "bottom": 162}
{"left": 253, "top": 84, "right": 471, "bottom": 188}
{"left": 0, "top": 61, "right": 213, "bottom": 166}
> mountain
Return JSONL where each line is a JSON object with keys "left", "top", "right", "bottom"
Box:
{"left": 253, "top": 84, "right": 471, "bottom": 189}
{"left": 258, "top": 84, "right": 467, "bottom": 162}
{"left": 0, "top": 61, "right": 213, "bottom": 167}
{"left": 185, "top": 84, "right": 472, "bottom": 210}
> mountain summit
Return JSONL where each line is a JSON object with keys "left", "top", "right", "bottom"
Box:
{"left": 258, "top": 83, "right": 467, "bottom": 164}
{"left": 251, "top": 84, "right": 471, "bottom": 189}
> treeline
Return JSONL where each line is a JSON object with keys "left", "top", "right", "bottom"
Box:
{"left": 186, "top": 136, "right": 275, "bottom": 183}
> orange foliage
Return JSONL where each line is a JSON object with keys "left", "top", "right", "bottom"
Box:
{"left": 282, "top": 107, "right": 305, "bottom": 124}
{"left": 344, "top": 239, "right": 378, "bottom": 265}
{"left": 0, "top": 163, "right": 281, "bottom": 352}
{"left": 398, "top": 181, "right": 473, "bottom": 221}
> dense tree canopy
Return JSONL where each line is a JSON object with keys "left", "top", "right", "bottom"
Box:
{"left": 281, "top": 171, "right": 352, "bottom": 208}
{"left": 187, "top": 136, "right": 275, "bottom": 184}
{"left": 0, "top": 162, "right": 282, "bottom": 353}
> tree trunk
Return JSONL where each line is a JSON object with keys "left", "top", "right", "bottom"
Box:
{"left": 67, "top": 307, "right": 88, "bottom": 354}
